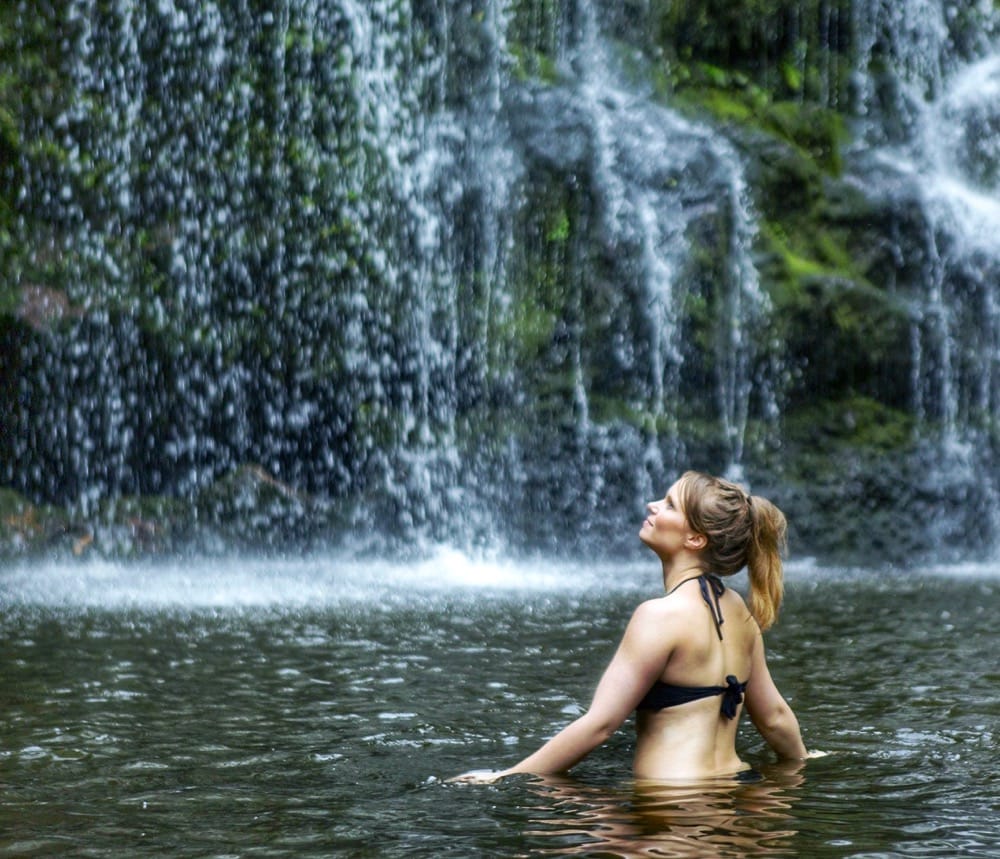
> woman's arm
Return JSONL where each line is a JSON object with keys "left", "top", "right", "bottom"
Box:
{"left": 743, "top": 626, "right": 808, "bottom": 760}
{"left": 455, "top": 600, "right": 672, "bottom": 781}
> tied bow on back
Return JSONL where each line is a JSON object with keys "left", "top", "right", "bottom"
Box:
{"left": 720, "top": 674, "right": 746, "bottom": 719}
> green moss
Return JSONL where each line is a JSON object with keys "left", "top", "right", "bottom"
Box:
{"left": 671, "top": 70, "right": 846, "bottom": 176}
{"left": 504, "top": 0, "right": 565, "bottom": 88}
{"left": 761, "top": 100, "right": 846, "bottom": 174}
{"left": 509, "top": 44, "right": 560, "bottom": 84}
{"left": 696, "top": 87, "right": 754, "bottom": 123}
{"left": 589, "top": 394, "right": 658, "bottom": 434}
{"left": 545, "top": 209, "right": 570, "bottom": 242}
{"left": 780, "top": 60, "right": 803, "bottom": 93}
{"left": 511, "top": 290, "right": 559, "bottom": 356}
{"left": 0, "top": 286, "right": 17, "bottom": 317}
{"left": 651, "top": 0, "right": 857, "bottom": 106}
{"left": 759, "top": 220, "right": 857, "bottom": 285}
{"left": 785, "top": 397, "right": 915, "bottom": 452}
{"left": 503, "top": 181, "right": 577, "bottom": 371}
{"left": 771, "top": 239, "right": 827, "bottom": 279}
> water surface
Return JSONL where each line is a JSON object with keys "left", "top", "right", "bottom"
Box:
{"left": 1, "top": 554, "right": 997, "bottom": 857}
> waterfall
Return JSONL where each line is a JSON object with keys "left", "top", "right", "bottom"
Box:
{"left": 17, "top": 0, "right": 767, "bottom": 549}
{"left": 846, "top": 0, "right": 1000, "bottom": 550}
{"left": 5, "top": 0, "right": 1000, "bottom": 559}
{"left": 855, "top": 5, "right": 1000, "bottom": 435}
{"left": 561, "top": 0, "right": 769, "bottom": 480}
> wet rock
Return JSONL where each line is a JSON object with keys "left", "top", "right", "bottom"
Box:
{"left": 0, "top": 487, "right": 76, "bottom": 557}
{"left": 195, "top": 464, "right": 321, "bottom": 551}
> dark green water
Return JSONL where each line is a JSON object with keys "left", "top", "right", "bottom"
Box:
{"left": 1, "top": 556, "right": 998, "bottom": 857}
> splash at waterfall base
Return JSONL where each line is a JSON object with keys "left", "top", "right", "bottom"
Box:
{"left": 0, "top": 432, "right": 994, "bottom": 565}
{"left": 2, "top": 1, "right": 1000, "bottom": 566}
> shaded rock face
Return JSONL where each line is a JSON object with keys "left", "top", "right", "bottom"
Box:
{"left": 1, "top": 0, "right": 999, "bottom": 562}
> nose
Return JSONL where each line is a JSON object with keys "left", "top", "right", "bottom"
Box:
{"left": 646, "top": 500, "right": 658, "bottom": 513}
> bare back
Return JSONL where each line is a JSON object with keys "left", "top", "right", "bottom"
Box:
{"left": 632, "top": 579, "right": 757, "bottom": 779}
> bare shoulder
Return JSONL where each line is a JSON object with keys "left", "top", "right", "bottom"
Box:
{"left": 622, "top": 598, "right": 683, "bottom": 655}
{"left": 627, "top": 595, "right": 699, "bottom": 641}
{"left": 631, "top": 595, "right": 689, "bottom": 623}
{"left": 720, "top": 585, "right": 755, "bottom": 622}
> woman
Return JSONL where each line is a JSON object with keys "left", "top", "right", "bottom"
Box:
{"left": 455, "top": 471, "right": 813, "bottom": 783}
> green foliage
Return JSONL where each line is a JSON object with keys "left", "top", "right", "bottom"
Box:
{"left": 650, "top": 0, "right": 856, "bottom": 105}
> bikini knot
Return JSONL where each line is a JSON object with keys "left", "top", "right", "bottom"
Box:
{"left": 720, "top": 675, "right": 745, "bottom": 719}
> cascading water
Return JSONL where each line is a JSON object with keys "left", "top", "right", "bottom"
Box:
{"left": 854, "top": 1, "right": 1000, "bottom": 429}
{"left": 916, "top": 53, "right": 1000, "bottom": 433}
{"left": 846, "top": 1, "right": 1000, "bottom": 547}
{"left": 4, "top": 0, "right": 1000, "bottom": 560}
{"left": 554, "top": 0, "right": 769, "bottom": 482}
{"left": 4, "top": 0, "right": 771, "bottom": 556}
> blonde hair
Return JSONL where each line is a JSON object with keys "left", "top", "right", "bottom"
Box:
{"left": 676, "top": 471, "right": 788, "bottom": 631}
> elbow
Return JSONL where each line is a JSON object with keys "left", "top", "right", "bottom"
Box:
{"left": 753, "top": 701, "right": 798, "bottom": 737}
{"left": 597, "top": 721, "right": 618, "bottom": 743}
{"left": 582, "top": 712, "right": 620, "bottom": 744}
{"left": 752, "top": 703, "right": 806, "bottom": 758}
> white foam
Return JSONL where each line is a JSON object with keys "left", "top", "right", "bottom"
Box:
{"left": 3, "top": 549, "right": 996, "bottom": 612}
{"left": 0, "top": 548, "right": 645, "bottom": 611}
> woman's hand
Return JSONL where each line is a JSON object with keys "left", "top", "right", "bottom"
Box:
{"left": 447, "top": 769, "right": 509, "bottom": 784}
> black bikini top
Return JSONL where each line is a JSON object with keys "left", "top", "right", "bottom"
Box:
{"left": 635, "top": 574, "right": 747, "bottom": 719}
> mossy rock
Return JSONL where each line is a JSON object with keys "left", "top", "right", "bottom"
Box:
{"left": 783, "top": 397, "right": 915, "bottom": 455}
{"left": 820, "top": 162, "right": 933, "bottom": 296}
{"left": 0, "top": 486, "right": 78, "bottom": 557}
{"left": 93, "top": 494, "right": 196, "bottom": 557}
{"left": 767, "top": 269, "right": 913, "bottom": 410}
{"left": 776, "top": 434, "right": 996, "bottom": 565}
{"left": 681, "top": 81, "right": 847, "bottom": 176}
{"left": 770, "top": 398, "right": 997, "bottom": 564}
{"left": 195, "top": 464, "right": 320, "bottom": 550}
{"left": 0, "top": 487, "right": 41, "bottom": 553}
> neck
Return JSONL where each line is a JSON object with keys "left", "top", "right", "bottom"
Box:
{"left": 661, "top": 557, "right": 705, "bottom": 594}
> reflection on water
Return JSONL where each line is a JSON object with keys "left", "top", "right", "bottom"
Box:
{"left": 1, "top": 555, "right": 998, "bottom": 857}
{"left": 518, "top": 764, "right": 805, "bottom": 857}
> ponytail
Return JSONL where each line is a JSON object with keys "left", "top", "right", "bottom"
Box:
{"left": 745, "top": 495, "right": 787, "bottom": 631}
{"left": 677, "top": 471, "right": 788, "bottom": 631}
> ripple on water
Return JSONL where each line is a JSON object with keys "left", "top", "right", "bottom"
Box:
{"left": 1, "top": 561, "right": 1000, "bottom": 857}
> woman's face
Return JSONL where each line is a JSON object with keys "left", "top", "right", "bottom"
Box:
{"left": 639, "top": 479, "right": 692, "bottom": 556}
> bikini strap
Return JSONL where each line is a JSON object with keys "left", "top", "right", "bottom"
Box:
{"left": 698, "top": 574, "right": 726, "bottom": 641}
